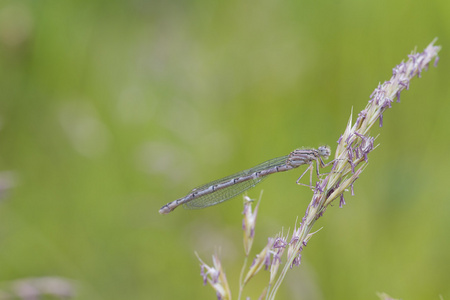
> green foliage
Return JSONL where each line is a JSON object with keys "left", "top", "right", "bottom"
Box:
{"left": 0, "top": 0, "right": 448, "bottom": 299}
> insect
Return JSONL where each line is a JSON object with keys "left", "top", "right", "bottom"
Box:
{"left": 159, "top": 146, "right": 331, "bottom": 214}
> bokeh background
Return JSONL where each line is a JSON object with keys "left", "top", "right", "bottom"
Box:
{"left": 0, "top": 0, "right": 449, "bottom": 299}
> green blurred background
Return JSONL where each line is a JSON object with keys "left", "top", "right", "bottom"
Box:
{"left": 0, "top": 0, "right": 449, "bottom": 299}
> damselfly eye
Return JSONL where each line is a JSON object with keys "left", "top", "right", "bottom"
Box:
{"left": 318, "top": 145, "right": 331, "bottom": 159}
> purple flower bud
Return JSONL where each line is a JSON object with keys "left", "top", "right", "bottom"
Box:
{"left": 356, "top": 110, "right": 367, "bottom": 126}
{"left": 349, "top": 159, "right": 355, "bottom": 174}
{"left": 289, "top": 236, "right": 299, "bottom": 245}
{"left": 392, "top": 68, "right": 397, "bottom": 76}
{"left": 331, "top": 160, "right": 338, "bottom": 173}
{"left": 200, "top": 265, "right": 208, "bottom": 285}
{"left": 292, "top": 254, "right": 302, "bottom": 267}
{"left": 264, "top": 252, "right": 271, "bottom": 270}
{"left": 346, "top": 134, "right": 354, "bottom": 147}
{"left": 359, "top": 136, "right": 374, "bottom": 162}
{"left": 384, "top": 97, "right": 393, "bottom": 109}
{"left": 434, "top": 56, "right": 439, "bottom": 67}
{"left": 354, "top": 132, "right": 363, "bottom": 138}
{"left": 250, "top": 258, "right": 256, "bottom": 268}
{"left": 399, "top": 62, "right": 406, "bottom": 74}
{"left": 319, "top": 175, "right": 329, "bottom": 191}
{"left": 273, "top": 237, "right": 287, "bottom": 248}
{"left": 212, "top": 270, "right": 220, "bottom": 284}
{"left": 347, "top": 148, "right": 353, "bottom": 161}
{"left": 370, "top": 83, "right": 381, "bottom": 99}
{"left": 317, "top": 210, "right": 324, "bottom": 218}
{"left": 315, "top": 181, "right": 322, "bottom": 193}
{"left": 339, "top": 194, "right": 346, "bottom": 208}
{"left": 399, "top": 79, "right": 410, "bottom": 90}
{"left": 354, "top": 146, "right": 360, "bottom": 159}
{"left": 408, "top": 53, "right": 417, "bottom": 64}
{"left": 273, "top": 252, "right": 282, "bottom": 264}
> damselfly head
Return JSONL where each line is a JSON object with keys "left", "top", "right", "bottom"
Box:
{"left": 318, "top": 145, "right": 331, "bottom": 160}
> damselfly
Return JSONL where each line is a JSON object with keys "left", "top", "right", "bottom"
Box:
{"left": 159, "top": 146, "right": 332, "bottom": 214}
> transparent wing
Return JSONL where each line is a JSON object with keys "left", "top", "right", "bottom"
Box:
{"left": 183, "top": 155, "right": 289, "bottom": 210}
{"left": 184, "top": 176, "right": 266, "bottom": 209}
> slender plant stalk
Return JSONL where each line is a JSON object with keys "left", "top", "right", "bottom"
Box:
{"left": 237, "top": 256, "right": 249, "bottom": 300}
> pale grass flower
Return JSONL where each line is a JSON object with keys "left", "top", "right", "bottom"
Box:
{"left": 242, "top": 238, "right": 274, "bottom": 285}
{"left": 196, "top": 252, "right": 232, "bottom": 300}
{"left": 242, "top": 195, "right": 260, "bottom": 256}
{"left": 0, "top": 277, "right": 75, "bottom": 299}
{"left": 196, "top": 39, "right": 440, "bottom": 300}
